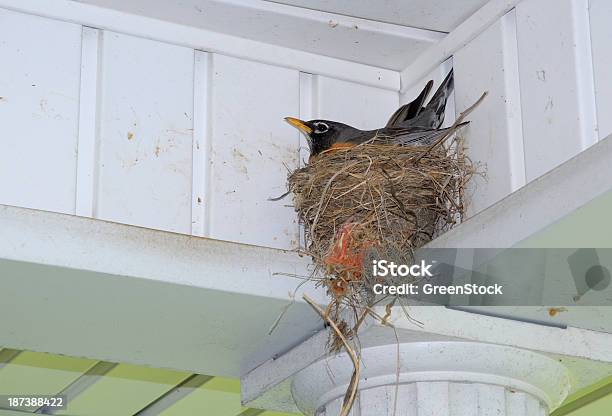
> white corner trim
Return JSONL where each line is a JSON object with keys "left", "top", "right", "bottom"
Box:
{"left": 400, "top": 0, "right": 523, "bottom": 93}
{"left": 0, "top": 0, "right": 401, "bottom": 91}
{"left": 191, "top": 51, "right": 211, "bottom": 238}
{"left": 75, "top": 26, "right": 101, "bottom": 218}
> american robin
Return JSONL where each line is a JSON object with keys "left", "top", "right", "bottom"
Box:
{"left": 285, "top": 70, "right": 466, "bottom": 158}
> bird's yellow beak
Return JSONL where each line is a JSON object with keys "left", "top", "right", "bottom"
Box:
{"left": 284, "top": 117, "right": 312, "bottom": 134}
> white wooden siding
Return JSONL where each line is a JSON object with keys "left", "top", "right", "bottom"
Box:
{"left": 3, "top": 2, "right": 612, "bottom": 247}
{"left": 207, "top": 54, "right": 300, "bottom": 249}
{"left": 94, "top": 31, "right": 195, "bottom": 234}
{"left": 454, "top": 11, "right": 525, "bottom": 216}
{"left": 0, "top": 6, "right": 400, "bottom": 250}
{"left": 0, "top": 8, "right": 82, "bottom": 214}
{"left": 314, "top": 76, "right": 399, "bottom": 130}
{"left": 515, "top": 0, "right": 598, "bottom": 182}
{"left": 589, "top": 0, "right": 612, "bottom": 140}
{"left": 452, "top": 0, "right": 606, "bottom": 216}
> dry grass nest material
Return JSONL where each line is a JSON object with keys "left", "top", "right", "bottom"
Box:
{"left": 285, "top": 93, "right": 484, "bottom": 416}
{"left": 288, "top": 137, "right": 474, "bottom": 339}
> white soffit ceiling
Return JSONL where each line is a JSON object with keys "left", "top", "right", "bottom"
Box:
{"left": 266, "top": 0, "right": 490, "bottom": 32}
{"left": 70, "top": 0, "right": 447, "bottom": 70}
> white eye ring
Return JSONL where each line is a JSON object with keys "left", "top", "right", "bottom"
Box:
{"left": 314, "top": 122, "right": 329, "bottom": 134}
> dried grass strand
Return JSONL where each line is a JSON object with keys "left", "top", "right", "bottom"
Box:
{"left": 303, "top": 294, "right": 360, "bottom": 416}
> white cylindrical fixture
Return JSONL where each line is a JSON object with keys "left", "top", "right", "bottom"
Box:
{"left": 291, "top": 341, "right": 570, "bottom": 416}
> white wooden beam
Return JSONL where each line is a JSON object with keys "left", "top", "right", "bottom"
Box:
{"left": 67, "top": 0, "right": 445, "bottom": 71}
{"left": 0, "top": 205, "right": 324, "bottom": 377}
{"left": 0, "top": 0, "right": 401, "bottom": 90}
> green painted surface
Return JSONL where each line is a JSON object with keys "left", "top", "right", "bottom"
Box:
{"left": 564, "top": 394, "right": 612, "bottom": 416}
{"left": 56, "top": 364, "right": 190, "bottom": 416}
{"left": 552, "top": 376, "right": 612, "bottom": 416}
{"left": 0, "top": 409, "right": 38, "bottom": 416}
{"left": 203, "top": 376, "right": 240, "bottom": 394}
{"left": 0, "top": 347, "right": 608, "bottom": 416}
{"left": 159, "top": 377, "right": 243, "bottom": 416}
{"left": 518, "top": 190, "right": 612, "bottom": 248}
{"left": 0, "top": 351, "right": 96, "bottom": 395}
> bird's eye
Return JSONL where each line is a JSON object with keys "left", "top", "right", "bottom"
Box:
{"left": 314, "top": 122, "right": 329, "bottom": 134}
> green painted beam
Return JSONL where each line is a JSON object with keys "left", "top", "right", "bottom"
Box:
{"left": 552, "top": 377, "right": 612, "bottom": 416}
{"left": 159, "top": 377, "right": 243, "bottom": 416}
{"left": 55, "top": 364, "right": 191, "bottom": 416}
{"left": 0, "top": 351, "right": 96, "bottom": 397}
{"left": 0, "top": 347, "right": 607, "bottom": 416}
{"left": 0, "top": 409, "right": 42, "bottom": 416}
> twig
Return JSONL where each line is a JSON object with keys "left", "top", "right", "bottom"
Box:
{"left": 268, "top": 190, "right": 291, "bottom": 201}
{"left": 268, "top": 293, "right": 295, "bottom": 335}
{"left": 303, "top": 294, "right": 360, "bottom": 416}
{"left": 414, "top": 91, "right": 488, "bottom": 163}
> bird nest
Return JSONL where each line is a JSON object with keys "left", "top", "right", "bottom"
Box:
{"left": 288, "top": 136, "right": 474, "bottom": 344}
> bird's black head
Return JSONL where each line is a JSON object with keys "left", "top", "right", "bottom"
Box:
{"left": 284, "top": 117, "right": 350, "bottom": 156}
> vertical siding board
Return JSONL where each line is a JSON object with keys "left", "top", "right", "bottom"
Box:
{"left": 298, "top": 73, "right": 315, "bottom": 249}
{"left": 191, "top": 50, "right": 211, "bottom": 237}
{"left": 572, "top": 0, "right": 598, "bottom": 146}
{"left": 208, "top": 54, "right": 301, "bottom": 249}
{"left": 0, "top": 9, "right": 82, "bottom": 214}
{"left": 501, "top": 10, "right": 527, "bottom": 192}
{"left": 516, "top": 0, "right": 597, "bottom": 181}
{"left": 589, "top": 0, "right": 612, "bottom": 140}
{"left": 95, "top": 31, "right": 194, "bottom": 234}
{"left": 298, "top": 73, "right": 315, "bottom": 167}
{"left": 454, "top": 11, "right": 525, "bottom": 216}
{"left": 75, "top": 27, "right": 101, "bottom": 218}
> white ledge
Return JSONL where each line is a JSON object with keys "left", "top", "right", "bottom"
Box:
{"left": 0, "top": 205, "right": 325, "bottom": 377}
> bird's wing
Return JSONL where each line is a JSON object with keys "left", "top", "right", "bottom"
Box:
{"left": 404, "top": 69, "right": 454, "bottom": 130}
{"left": 377, "top": 121, "right": 469, "bottom": 146}
{"left": 385, "top": 79, "right": 433, "bottom": 128}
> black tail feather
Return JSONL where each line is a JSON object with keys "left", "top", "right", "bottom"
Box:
{"left": 385, "top": 79, "right": 433, "bottom": 127}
